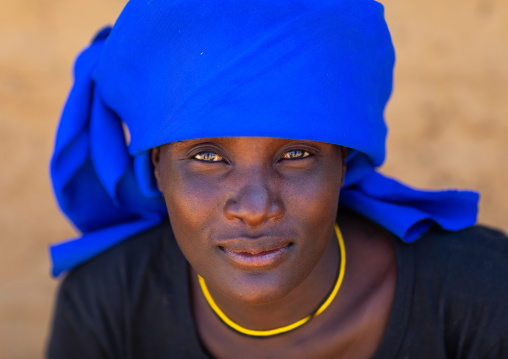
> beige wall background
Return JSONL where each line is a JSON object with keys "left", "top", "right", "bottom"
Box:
{"left": 0, "top": 0, "right": 506, "bottom": 357}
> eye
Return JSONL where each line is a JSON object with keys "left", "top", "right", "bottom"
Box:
{"left": 282, "top": 149, "right": 310, "bottom": 160}
{"left": 194, "top": 152, "right": 224, "bottom": 162}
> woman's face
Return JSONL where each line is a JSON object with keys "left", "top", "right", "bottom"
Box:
{"left": 153, "top": 137, "right": 345, "bottom": 305}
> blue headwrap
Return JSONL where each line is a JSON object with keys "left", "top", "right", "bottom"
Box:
{"left": 50, "top": 0, "right": 479, "bottom": 277}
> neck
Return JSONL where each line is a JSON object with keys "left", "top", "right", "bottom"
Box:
{"left": 191, "top": 230, "right": 340, "bottom": 332}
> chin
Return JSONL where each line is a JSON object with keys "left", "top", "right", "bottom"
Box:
{"left": 220, "top": 271, "right": 299, "bottom": 305}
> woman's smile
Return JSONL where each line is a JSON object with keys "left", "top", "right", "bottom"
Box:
{"left": 217, "top": 236, "right": 294, "bottom": 269}
{"left": 220, "top": 243, "right": 292, "bottom": 269}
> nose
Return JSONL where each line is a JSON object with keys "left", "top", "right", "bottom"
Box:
{"left": 224, "top": 174, "right": 284, "bottom": 227}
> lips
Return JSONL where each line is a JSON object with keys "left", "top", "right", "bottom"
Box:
{"left": 216, "top": 237, "right": 293, "bottom": 269}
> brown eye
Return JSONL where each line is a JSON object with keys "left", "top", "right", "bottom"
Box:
{"left": 194, "top": 152, "right": 224, "bottom": 162}
{"left": 282, "top": 150, "right": 310, "bottom": 160}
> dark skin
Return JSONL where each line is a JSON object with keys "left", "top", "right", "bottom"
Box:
{"left": 153, "top": 137, "right": 396, "bottom": 359}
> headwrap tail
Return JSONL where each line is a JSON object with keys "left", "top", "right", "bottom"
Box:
{"left": 50, "top": 29, "right": 165, "bottom": 276}
{"left": 341, "top": 171, "right": 479, "bottom": 241}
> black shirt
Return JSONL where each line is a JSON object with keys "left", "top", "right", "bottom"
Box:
{"left": 47, "top": 220, "right": 508, "bottom": 358}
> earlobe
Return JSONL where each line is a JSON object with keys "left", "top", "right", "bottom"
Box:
{"left": 151, "top": 147, "right": 162, "bottom": 191}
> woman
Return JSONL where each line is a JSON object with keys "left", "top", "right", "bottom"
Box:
{"left": 47, "top": 0, "right": 508, "bottom": 357}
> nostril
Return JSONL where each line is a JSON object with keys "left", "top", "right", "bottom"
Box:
{"left": 270, "top": 199, "right": 285, "bottom": 221}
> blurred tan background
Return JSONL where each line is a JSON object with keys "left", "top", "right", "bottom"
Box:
{"left": 0, "top": 0, "right": 506, "bottom": 357}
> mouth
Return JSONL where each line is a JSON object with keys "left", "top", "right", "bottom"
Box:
{"left": 218, "top": 239, "right": 293, "bottom": 269}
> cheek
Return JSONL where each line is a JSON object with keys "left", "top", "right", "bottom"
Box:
{"left": 284, "top": 164, "right": 342, "bottom": 261}
{"left": 160, "top": 167, "right": 227, "bottom": 266}
{"left": 161, "top": 164, "right": 223, "bottom": 223}
{"left": 283, "top": 165, "right": 342, "bottom": 222}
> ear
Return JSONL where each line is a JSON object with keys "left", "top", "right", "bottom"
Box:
{"left": 340, "top": 147, "right": 348, "bottom": 188}
{"left": 151, "top": 147, "right": 163, "bottom": 191}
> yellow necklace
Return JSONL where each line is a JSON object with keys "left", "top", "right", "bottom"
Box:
{"left": 197, "top": 224, "right": 346, "bottom": 337}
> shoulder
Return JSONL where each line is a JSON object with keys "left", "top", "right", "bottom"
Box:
{"left": 57, "top": 219, "right": 177, "bottom": 305}
{"left": 409, "top": 224, "right": 508, "bottom": 289}
{"left": 409, "top": 224, "right": 508, "bottom": 316}
{"left": 48, "top": 220, "right": 180, "bottom": 358}
{"left": 400, "top": 225, "right": 508, "bottom": 356}
{"left": 415, "top": 224, "right": 508, "bottom": 255}
{"left": 48, "top": 220, "right": 200, "bottom": 358}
